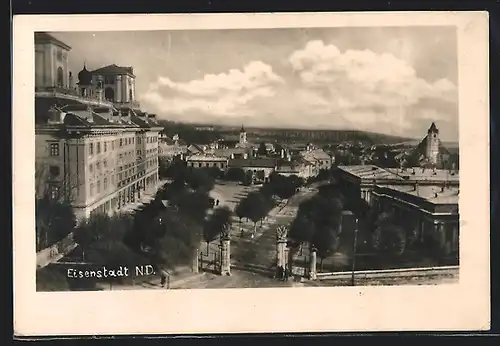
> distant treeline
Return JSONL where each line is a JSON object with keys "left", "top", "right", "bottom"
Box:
{"left": 158, "top": 120, "right": 415, "bottom": 146}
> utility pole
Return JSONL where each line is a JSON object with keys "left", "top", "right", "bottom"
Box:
{"left": 351, "top": 217, "right": 359, "bottom": 287}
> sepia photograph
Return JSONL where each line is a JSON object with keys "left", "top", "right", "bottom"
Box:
{"left": 13, "top": 12, "right": 489, "bottom": 335}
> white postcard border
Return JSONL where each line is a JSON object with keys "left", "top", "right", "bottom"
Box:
{"left": 13, "top": 12, "right": 490, "bottom": 335}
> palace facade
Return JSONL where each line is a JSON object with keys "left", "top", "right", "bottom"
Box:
{"left": 35, "top": 32, "right": 163, "bottom": 219}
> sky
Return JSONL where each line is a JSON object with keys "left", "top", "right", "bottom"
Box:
{"left": 52, "top": 27, "right": 458, "bottom": 141}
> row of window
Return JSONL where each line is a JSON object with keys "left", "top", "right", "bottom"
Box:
{"left": 89, "top": 173, "right": 158, "bottom": 217}
{"left": 49, "top": 136, "right": 159, "bottom": 159}
{"left": 89, "top": 159, "right": 110, "bottom": 173}
{"left": 187, "top": 161, "right": 227, "bottom": 169}
{"left": 89, "top": 177, "right": 111, "bottom": 197}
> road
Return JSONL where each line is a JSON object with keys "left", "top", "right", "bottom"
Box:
{"left": 172, "top": 185, "right": 319, "bottom": 289}
{"left": 92, "top": 183, "right": 318, "bottom": 290}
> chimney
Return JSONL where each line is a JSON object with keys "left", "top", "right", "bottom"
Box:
{"left": 121, "top": 109, "right": 131, "bottom": 123}
{"left": 111, "top": 110, "right": 122, "bottom": 123}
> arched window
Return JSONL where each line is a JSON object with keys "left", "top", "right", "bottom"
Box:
{"left": 57, "top": 67, "right": 64, "bottom": 87}
{"left": 129, "top": 89, "right": 133, "bottom": 101}
{"left": 105, "top": 87, "right": 115, "bottom": 102}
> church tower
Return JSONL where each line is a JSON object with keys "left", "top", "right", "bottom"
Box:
{"left": 425, "top": 122, "right": 440, "bottom": 165}
{"left": 239, "top": 125, "right": 247, "bottom": 146}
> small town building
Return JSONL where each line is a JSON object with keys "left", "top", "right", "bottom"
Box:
{"left": 228, "top": 158, "right": 278, "bottom": 182}
{"left": 186, "top": 153, "right": 229, "bottom": 170}
{"left": 371, "top": 183, "right": 459, "bottom": 254}
{"left": 335, "top": 164, "right": 459, "bottom": 205}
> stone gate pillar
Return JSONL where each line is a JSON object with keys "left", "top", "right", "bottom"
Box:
{"left": 309, "top": 248, "right": 317, "bottom": 280}
{"left": 220, "top": 238, "right": 231, "bottom": 276}
{"left": 192, "top": 248, "right": 200, "bottom": 274}
{"left": 276, "top": 226, "right": 288, "bottom": 272}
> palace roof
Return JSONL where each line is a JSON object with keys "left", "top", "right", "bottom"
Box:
{"left": 90, "top": 64, "right": 135, "bottom": 77}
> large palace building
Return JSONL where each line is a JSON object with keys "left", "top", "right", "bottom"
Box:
{"left": 35, "top": 32, "right": 163, "bottom": 219}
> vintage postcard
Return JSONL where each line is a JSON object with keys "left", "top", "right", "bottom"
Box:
{"left": 13, "top": 12, "right": 490, "bottom": 335}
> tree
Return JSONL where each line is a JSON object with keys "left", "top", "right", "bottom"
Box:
{"left": 148, "top": 210, "right": 203, "bottom": 271}
{"left": 372, "top": 224, "right": 407, "bottom": 256}
{"left": 185, "top": 168, "right": 215, "bottom": 192}
{"left": 312, "top": 226, "right": 340, "bottom": 270}
{"left": 171, "top": 189, "right": 212, "bottom": 223}
{"left": 289, "top": 215, "right": 317, "bottom": 258}
{"left": 203, "top": 206, "right": 233, "bottom": 254}
{"left": 257, "top": 142, "right": 268, "bottom": 156}
{"left": 240, "top": 192, "right": 273, "bottom": 233}
{"left": 35, "top": 197, "right": 76, "bottom": 251}
{"left": 235, "top": 197, "right": 249, "bottom": 227}
{"left": 225, "top": 167, "right": 246, "bottom": 182}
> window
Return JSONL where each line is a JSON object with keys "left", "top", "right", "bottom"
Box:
{"left": 57, "top": 67, "right": 64, "bottom": 87}
{"left": 97, "top": 181, "right": 101, "bottom": 193}
{"left": 103, "top": 160, "right": 107, "bottom": 168}
{"left": 90, "top": 183, "right": 94, "bottom": 197}
{"left": 97, "top": 142, "right": 101, "bottom": 154}
{"left": 104, "top": 76, "right": 115, "bottom": 85}
{"left": 49, "top": 165, "right": 60, "bottom": 177}
{"left": 138, "top": 138, "right": 141, "bottom": 144}
{"left": 104, "top": 142, "right": 107, "bottom": 152}
{"left": 111, "top": 141, "right": 115, "bottom": 150}
{"left": 104, "top": 178, "right": 108, "bottom": 190}
{"left": 50, "top": 143, "right": 60, "bottom": 156}
{"left": 119, "top": 138, "right": 123, "bottom": 147}
{"left": 89, "top": 164, "right": 93, "bottom": 173}
{"left": 96, "top": 162, "right": 101, "bottom": 171}
{"left": 89, "top": 143, "right": 94, "bottom": 156}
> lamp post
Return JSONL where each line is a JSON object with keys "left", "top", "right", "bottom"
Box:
{"left": 351, "top": 217, "right": 359, "bottom": 287}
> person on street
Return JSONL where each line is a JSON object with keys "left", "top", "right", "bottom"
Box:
{"left": 160, "top": 270, "right": 167, "bottom": 288}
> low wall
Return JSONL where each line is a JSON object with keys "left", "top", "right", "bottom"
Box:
{"left": 36, "top": 232, "right": 78, "bottom": 269}
{"left": 315, "top": 265, "right": 459, "bottom": 281}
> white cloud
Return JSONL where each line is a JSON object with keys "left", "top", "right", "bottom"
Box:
{"left": 285, "top": 40, "right": 458, "bottom": 134}
{"left": 141, "top": 40, "right": 458, "bottom": 139}
{"left": 141, "top": 60, "right": 284, "bottom": 118}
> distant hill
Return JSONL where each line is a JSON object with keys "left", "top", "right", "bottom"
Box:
{"left": 159, "top": 120, "right": 419, "bottom": 146}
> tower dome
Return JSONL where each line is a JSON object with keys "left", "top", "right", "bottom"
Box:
{"left": 77, "top": 64, "right": 92, "bottom": 86}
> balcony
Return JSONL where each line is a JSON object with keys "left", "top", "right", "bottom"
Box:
{"left": 35, "top": 86, "right": 114, "bottom": 108}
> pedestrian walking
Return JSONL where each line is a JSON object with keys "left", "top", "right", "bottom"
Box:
{"left": 160, "top": 270, "right": 167, "bottom": 288}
